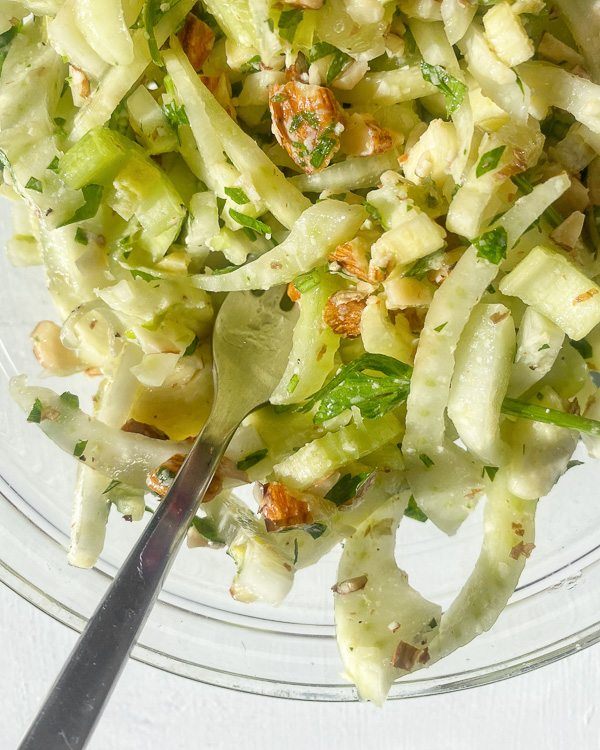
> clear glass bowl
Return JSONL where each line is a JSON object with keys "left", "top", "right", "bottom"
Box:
{"left": 3, "top": 22, "right": 600, "bottom": 693}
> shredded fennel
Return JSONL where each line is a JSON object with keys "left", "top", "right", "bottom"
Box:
{"left": 3, "top": 1, "right": 600, "bottom": 704}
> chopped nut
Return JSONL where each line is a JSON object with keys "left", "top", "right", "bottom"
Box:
{"left": 84, "top": 367, "right": 102, "bottom": 377}
{"left": 390, "top": 641, "right": 428, "bottom": 671}
{"left": 573, "top": 288, "right": 599, "bottom": 305}
{"left": 512, "top": 521, "right": 525, "bottom": 537}
{"left": 331, "top": 574, "right": 368, "bottom": 594}
{"left": 200, "top": 73, "right": 236, "bottom": 119}
{"left": 550, "top": 211, "right": 585, "bottom": 251}
{"left": 147, "top": 455, "right": 244, "bottom": 501}
{"left": 569, "top": 397, "right": 581, "bottom": 415}
{"left": 31, "top": 320, "right": 84, "bottom": 376}
{"left": 121, "top": 419, "right": 169, "bottom": 440}
{"left": 285, "top": 52, "right": 309, "bottom": 83}
{"left": 269, "top": 81, "right": 345, "bottom": 174}
{"left": 509, "top": 541, "right": 536, "bottom": 560}
{"left": 387, "top": 621, "right": 400, "bottom": 632}
{"left": 177, "top": 13, "right": 215, "bottom": 72}
{"left": 257, "top": 481, "right": 314, "bottom": 531}
{"left": 323, "top": 290, "right": 368, "bottom": 338}
{"left": 496, "top": 148, "right": 528, "bottom": 179}
{"left": 465, "top": 487, "right": 484, "bottom": 501}
{"left": 489, "top": 309, "right": 510, "bottom": 324}
{"left": 68, "top": 65, "right": 90, "bottom": 106}
{"left": 328, "top": 237, "right": 371, "bottom": 282}
{"left": 340, "top": 113, "right": 396, "bottom": 157}
{"left": 287, "top": 281, "right": 301, "bottom": 302}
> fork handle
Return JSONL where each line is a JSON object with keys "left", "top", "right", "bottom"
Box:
{"left": 18, "top": 416, "right": 235, "bottom": 750}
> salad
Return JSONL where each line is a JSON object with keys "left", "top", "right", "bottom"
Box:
{"left": 2, "top": 0, "right": 600, "bottom": 705}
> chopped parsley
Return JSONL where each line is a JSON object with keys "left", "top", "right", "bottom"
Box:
{"left": 309, "top": 42, "right": 351, "bottom": 85}
{"left": 294, "top": 268, "right": 320, "bottom": 293}
{"left": 74, "top": 228, "right": 88, "bottom": 245}
{"left": 569, "top": 337, "right": 592, "bottom": 360}
{"left": 224, "top": 186, "right": 250, "bottom": 205}
{"left": 287, "top": 373, "right": 299, "bottom": 394}
{"left": 46, "top": 156, "right": 60, "bottom": 173}
{"left": 27, "top": 398, "right": 43, "bottom": 423}
{"left": 434, "top": 322, "right": 448, "bottom": 332}
{"left": 161, "top": 101, "right": 189, "bottom": 128}
{"left": 302, "top": 522, "right": 327, "bottom": 539}
{"left": 183, "top": 336, "right": 199, "bottom": 357}
{"left": 278, "top": 8, "right": 303, "bottom": 43}
{"left": 420, "top": 62, "right": 467, "bottom": 115}
{"left": 60, "top": 391, "right": 79, "bottom": 409}
{"left": 324, "top": 470, "right": 375, "bottom": 507}
{"left": 310, "top": 133, "right": 337, "bottom": 170}
{"left": 476, "top": 145, "right": 506, "bottom": 178}
{"left": 58, "top": 184, "right": 103, "bottom": 227}
{"left": 229, "top": 209, "right": 271, "bottom": 235}
{"left": 404, "top": 496, "right": 428, "bottom": 522}
{"left": 419, "top": 453, "right": 434, "bottom": 469}
{"left": 240, "top": 54, "right": 261, "bottom": 74}
{"left": 73, "top": 439, "right": 88, "bottom": 458}
{"left": 103, "top": 479, "right": 121, "bottom": 495}
{"left": 237, "top": 448, "right": 269, "bottom": 471}
{"left": 25, "top": 176, "right": 42, "bottom": 192}
{"left": 192, "top": 515, "right": 225, "bottom": 545}
{"left": 483, "top": 466, "right": 499, "bottom": 481}
{"left": 473, "top": 226, "right": 508, "bottom": 265}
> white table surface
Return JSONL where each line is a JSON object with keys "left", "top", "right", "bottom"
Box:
{"left": 1, "top": 581, "right": 599, "bottom": 750}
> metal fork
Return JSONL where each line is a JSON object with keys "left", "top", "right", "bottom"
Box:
{"left": 18, "top": 288, "right": 295, "bottom": 750}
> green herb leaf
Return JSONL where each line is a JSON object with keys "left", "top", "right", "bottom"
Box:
{"left": 25, "top": 176, "right": 42, "bottom": 192}
{"left": 404, "top": 249, "right": 445, "bottom": 280}
{"left": 60, "top": 391, "right": 79, "bottom": 409}
{"left": 294, "top": 268, "right": 320, "bottom": 294}
{"left": 58, "top": 184, "right": 103, "bottom": 227}
{"left": 161, "top": 101, "right": 189, "bottom": 128}
{"left": 278, "top": 8, "right": 303, "bottom": 43}
{"left": 298, "top": 353, "right": 412, "bottom": 424}
{"left": 130, "top": 269, "right": 158, "bottom": 282}
{"left": 240, "top": 54, "right": 261, "bottom": 74}
{"left": 53, "top": 117, "right": 67, "bottom": 137}
{"left": 420, "top": 62, "right": 467, "bottom": 115}
{"left": 303, "top": 522, "right": 327, "bottom": 539}
{"left": 74, "top": 227, "right": 88, "bottom": 245}
{"left": 501, "top": 398, "right": 600, "bottom": 437}
{"left": 183, "top": 336, "right": 199, "bottom": 357}
{"left": 73, "top": 439, "right": 88, "bottom": 458}
{"left": 483, "top": 465, "right": 499, "bottom": 481}
{"left": 102, "top": 479, "right": 121, "bottom": 494}
{"left": 287, "top": 373, "right": 299, "bottom": 394}
{"left": 538, "top": 343, "right": 550, "bottom": 351}
{"left": 404, "top": 496, "right": 427, "bottom": 522}
{"left": 434, "top": 322, "right": 447, "bottom": 332}
{"left": 473, "top": 226, "right": 508, "bottom": 265}
{"left": 27, "top": 398, "right": 43, "bottom": 423}
{"left": 419, "top": 453, "right": 434, "bottom": 468}
{"left": 476, "top": 145, "right": 506, "bottom": 178}
{"left": 566, "top": 460, "right": 584, "bottom": 471}
{"left": 293, "top": 537, "right": 299, "bottom": 565}
{"left": 363, "top": 201, "right": 381, "bottom": 223}
{"left": 271, "top": 93, "right": 287, "bottom": 103}
{"left": 0, "top": 25, "right": 17, "bottom": 77}
{"left": 47, "top": 156, "right": 60, "bottom": 173}
{"left": 237, "top": 448, "right": 269, "bottom": 471}
{"left": 308, "top": 42, "right": 351, "bottom": 85}
{"left": 224, "top": 186, "right": 250, "bottom": 205}
{"left": 211, "top": 265, "right": 240, "bottom": 275}
{"left": 144, "top": 0, "right": 174, "bottom": 67}
{"left": 229, "top": 208, "right": 271, "bottom": 235}
{"left": 324, "top": 470, "right": 375, "bottom": 507}
{"left": 191, "top": 515, "right": 226, "bottom": 544}
{"left": 310, "top": 134, "right": 337, "bottom": 170}
{"left": 569, "top": 337, "right": 592, "bottom": 360}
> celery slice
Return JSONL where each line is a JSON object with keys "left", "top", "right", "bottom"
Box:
{"left": 272, "top": 411, "right": 402, "bottom": 490}
{"left": 499, "top": 246, "right": 600, "bottom": 341}
{"left": 72, "top": 0, "right": 134, "bottom": 67}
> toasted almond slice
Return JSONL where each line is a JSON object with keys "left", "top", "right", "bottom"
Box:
{"left": 257, "top": 481, "right": 314, "bottom": 531}
{"left": 324, "top": 290, "right": 368, "bottom": 338}
{"left": 177, "top": 14, "right": 215, "bottom": 72}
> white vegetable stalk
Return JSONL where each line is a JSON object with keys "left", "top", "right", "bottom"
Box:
{"left": 448, "top": 303, "right": 515, "bottom": 466}
{"left": 402, "top": 174, "right": 570, "bottom": 533}
{"left": 72, "top": 0, "right": 134, "bottom": 67}
{"left": 164, "top": 40, "right": 310, "bottom": 229}
{"left": 334, "top": 492, "right": 442, "bottom": 706}
{"left": 441, "top": 0, "right": 476, "bottom": 45}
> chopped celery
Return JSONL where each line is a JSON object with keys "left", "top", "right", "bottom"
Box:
{"left": 270, "top": 269, "right": 342, "bottom": 405}
{"left": 499, "top": 246, "right": 600, "bottom": 341}
{"left": 273, "top": 411, "right": 402, "bottom": 490}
